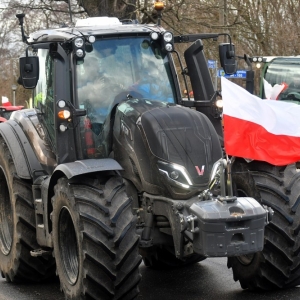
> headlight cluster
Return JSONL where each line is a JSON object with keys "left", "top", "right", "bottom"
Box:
{"left": 162, "top": 31, "right": 174, "bottom": 52}
{"left": 57, "top": 100, "right": 71, "bottom": 132}
{"left": 73, "top": 38, "right": 85, "bottom": 58}
{"left": 150, "top": 30, "right": 174, "bottom": 53}
{"left": 252, "top": 56, "right": 263, "bottom": 62}
{"left": 73, "top": 35, "right": 96, "bottom": 59}
{"left": 157, "top": 161, "right": 193, "bottom": 189}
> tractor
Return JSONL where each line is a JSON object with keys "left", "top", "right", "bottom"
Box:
{"left": 0, "top": 4, "right": 288, "bottom": 299}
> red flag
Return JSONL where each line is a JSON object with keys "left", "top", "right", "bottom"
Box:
{"left": 222, "top": 77, "right": 300, "bottom": 166}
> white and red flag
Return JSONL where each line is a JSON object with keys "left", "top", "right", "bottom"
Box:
{"left": 1, "top": 96, "right": 12, "bottom": 107}
{"left": 263, "top": 79, "right": 288, "bottom": 100}
{"left": 222, "top": 77, "right": 300, "bottom": 166}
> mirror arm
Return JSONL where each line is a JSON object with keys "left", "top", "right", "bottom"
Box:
{"left": 16, "top": 14, "right": 29, "bottom": 45}
{"left": 218, "top": 33, "right": 235, "bottom": 58}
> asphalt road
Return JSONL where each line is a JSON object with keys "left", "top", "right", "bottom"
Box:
{"left": 0, "top": 258, "right": 299, "bottom": 300}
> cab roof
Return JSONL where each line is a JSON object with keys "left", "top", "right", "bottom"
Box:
{"left": 28, "top": 17, "right": 164, "bottom": 44}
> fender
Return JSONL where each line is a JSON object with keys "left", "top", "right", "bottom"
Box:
{"left": 35, "top": 158, "right": 124, "bottom": 248}
{"left": 0, "top": 120, "right": 45, "bottom": 180}
{"left": 52, "top": 158, "right": 123, "bottom": 179}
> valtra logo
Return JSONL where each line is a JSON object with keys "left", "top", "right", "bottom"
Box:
{"left": 195, "top": 165, "right": 205, "bottom": 176}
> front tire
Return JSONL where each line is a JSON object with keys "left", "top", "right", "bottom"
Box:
{"left": 0, "top": 137, "right": 55, "bottom": 282}
{"left": 228, "top": 161, "right": 300, "bottom": 290}
{"left": 51, "top": 173, "right": 141, "bottom": 299}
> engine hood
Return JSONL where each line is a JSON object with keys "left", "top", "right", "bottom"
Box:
{"left": 114, "top": 99, "right": 222, "bottom": 199}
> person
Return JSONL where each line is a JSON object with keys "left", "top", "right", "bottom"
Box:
{"left": 128, "top": 61, "right": 174, "bottom": 103}
{"left": 77, "top": 44, "right": 124, "bottom": 122}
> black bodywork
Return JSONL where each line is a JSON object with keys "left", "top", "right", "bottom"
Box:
{"left": 113, "top": 99, "right": 222, "bottom": 200}
{"left": 8, "top": 18, "right": 268, "bottom": 259}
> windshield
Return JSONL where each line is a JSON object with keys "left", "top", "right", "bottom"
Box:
{"left": 76, "top": 36, "right": 176, "bottom": 159}
{"left": 264, "top": 58, "right": 300, "bottom": 101}
{"left": 0, "top": 111, "right": 12, "bottom": 120}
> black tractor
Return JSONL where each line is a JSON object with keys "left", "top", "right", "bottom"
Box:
{"left": 0, "top": 8, "right": 280, "bottom": 300}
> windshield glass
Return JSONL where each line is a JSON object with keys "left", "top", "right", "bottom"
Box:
{"left": 76, "top": 36, "right": 176, "bottom": 159}
{"left": 0, "top": 111, "right": 12, "bottom": 120}
{"left": 264, "top": 58, "right": 300, "bottom": 101}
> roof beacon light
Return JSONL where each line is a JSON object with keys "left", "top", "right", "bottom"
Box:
{"left": 154, "top": 1, "right": 164, "bottom": 11}
{"left": 154, "top": 1, "right": 165, "bottom": 25}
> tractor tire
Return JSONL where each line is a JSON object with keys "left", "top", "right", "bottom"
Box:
{"left": 0, "top": 137, "right": 55, "bottom": 282}
{"left": 228, "top": 160, "right": 300, "bottom": 290}
{"left": 142, "top": 246, "right": 206, "bottom": 269}
{"left": 51, "top": 174, "right": 141, "bottom": 300}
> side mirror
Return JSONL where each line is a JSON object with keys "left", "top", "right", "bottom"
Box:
{"left": 219, "top": 43, "right": 237, "bottom": 75}
{"left": 19, "top": 56, "right": 39, "bottom": 89}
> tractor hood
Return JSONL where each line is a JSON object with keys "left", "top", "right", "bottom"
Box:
{"left": 113, "top": 99, "right": 222, "bottom": 199}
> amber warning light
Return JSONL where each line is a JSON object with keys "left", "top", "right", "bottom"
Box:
{"left": 154, "top": 1, "right": 164, "bottom": 11}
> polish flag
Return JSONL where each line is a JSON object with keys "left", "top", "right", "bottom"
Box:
{"left": 222, "top": 77, "right": 300, "bottom": 166}
{"left": 2, "top": 96, "right": 12, "bottom": 107}
{"left": 263, "top": 79, "right": 288, "bottom": 100}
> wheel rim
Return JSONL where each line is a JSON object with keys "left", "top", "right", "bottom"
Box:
{"left": 0, "top": 168, "right": 13, "bottom": 255}
{"left": 58, "top": 206, "right": 79, "bottom": 285}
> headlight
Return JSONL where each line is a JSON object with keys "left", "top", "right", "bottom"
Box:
{"left": 216, "top": 99, "right": 223, "bottom": 108}
{"left": 150, "top": 32, "right": 159, "bottom": 40}
{"left": 88, "top": 35, "right": 96, "bottom": 43}
{"left": 74, "top": 38, "right": 84, "bottom": 48}
{"left": 157, "top": 161, "right": 193, "bottom": 189}
{"left": 163, "top": 32, "right": 173, "bottom": 42}
{"left": 76, "top": 49, "right": 84, "bottom": 57}
{"left": 164, "top": 43, "right": 173, "bottom": 51}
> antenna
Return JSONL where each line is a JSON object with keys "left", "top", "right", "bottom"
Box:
{"left": 68, "top": 1, "right": 73, "bottom": 24}
{"left": 16, "top": 14, "right": 29, "bottom": 44}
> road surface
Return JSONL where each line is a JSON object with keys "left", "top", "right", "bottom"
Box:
{"left": 0, "top": 258, "right": 298, "bottom": 299}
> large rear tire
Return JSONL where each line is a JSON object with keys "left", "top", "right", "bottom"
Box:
{"left": 0, "top": 137, "right": 55, "bottom": 282}
{"left": 228, "top": 161, "right": 300, "bottom": 290}
{"left": 51, "top": 173, "right": 141, "bottom": 299}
